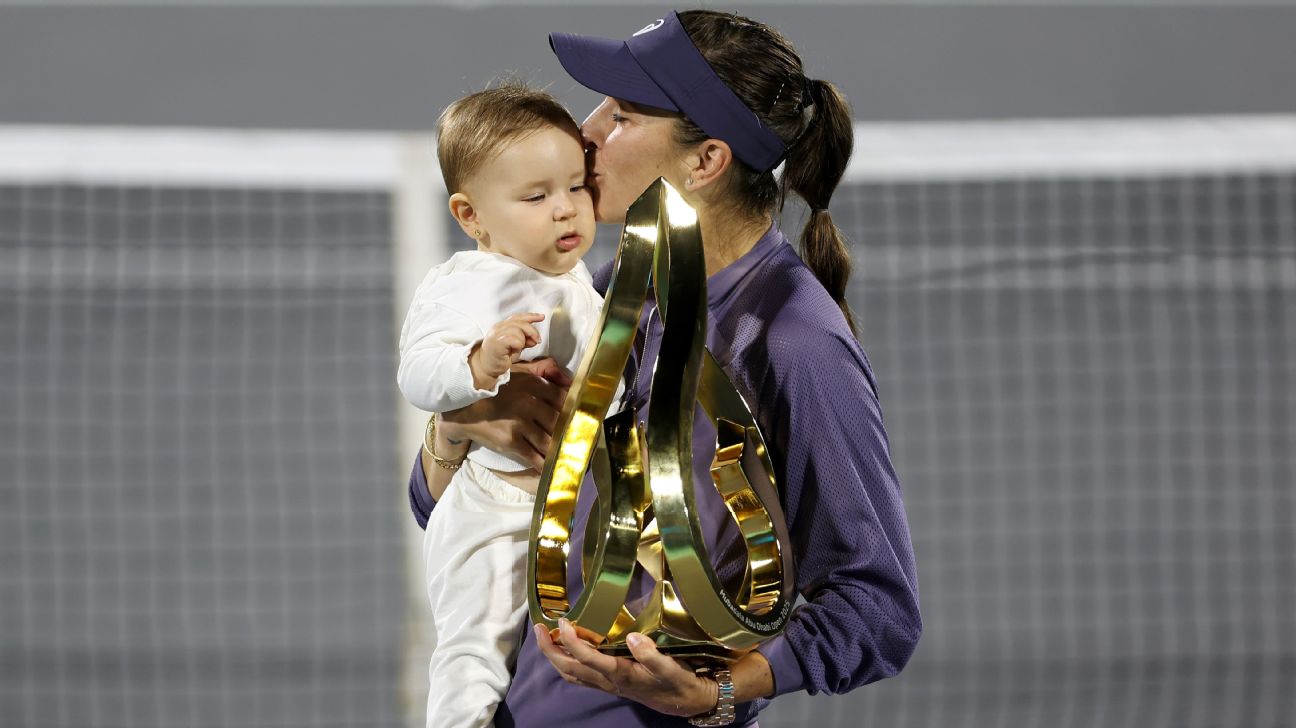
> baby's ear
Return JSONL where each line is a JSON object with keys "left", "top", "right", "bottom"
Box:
{"left": 448, "top": 192, "right": 480, "bottom": 236}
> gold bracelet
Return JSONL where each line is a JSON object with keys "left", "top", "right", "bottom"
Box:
{"left": 423, "top": 415, "right": 465, "bottom": 471}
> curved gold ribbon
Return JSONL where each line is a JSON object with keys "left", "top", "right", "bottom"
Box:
{"left": 527, "top": 178, "right": 795, "bottom": 661}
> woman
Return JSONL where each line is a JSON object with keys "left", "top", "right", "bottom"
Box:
{"left": 410, "top": 10, "right": 921, "bottom": 727}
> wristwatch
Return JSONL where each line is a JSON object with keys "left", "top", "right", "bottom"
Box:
{"left": 688, "top": 668, "right": 735, "bottom": 726}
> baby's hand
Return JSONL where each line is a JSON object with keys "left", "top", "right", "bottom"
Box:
{"left": 471, "top": 313, "right": 545, "bottom": 385}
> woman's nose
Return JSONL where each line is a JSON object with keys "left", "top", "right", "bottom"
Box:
{"left": 580, "top": 101, "right": 611, "bottom": 147}
{"left": 579, "top": 127, "right": 602, "bottom": 154}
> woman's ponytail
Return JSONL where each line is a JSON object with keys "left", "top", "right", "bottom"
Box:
{"left": 782, "top": 79, "right": 857, "bottom": 335}
{"left": 674, "top": 11, "right": 860, "bottom": 335}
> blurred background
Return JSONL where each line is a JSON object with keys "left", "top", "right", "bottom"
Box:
{"left": 1, "top": 1, "right": 1293, "bottom": 727}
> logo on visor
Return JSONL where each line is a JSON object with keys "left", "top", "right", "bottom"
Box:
{"left": 633, "top": 19, "right": 665, "bottom": 37}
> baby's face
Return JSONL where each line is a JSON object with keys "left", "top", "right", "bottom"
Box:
{"left": 465, "top": 127, "right": 597, "bottom": 276}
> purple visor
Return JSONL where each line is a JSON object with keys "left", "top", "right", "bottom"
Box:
{"left": 550, "top": 11, "right": 788, "bottom": 173}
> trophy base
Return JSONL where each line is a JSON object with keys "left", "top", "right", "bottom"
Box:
{"left": 550, "top": 624, "right": 742, "bottom": 665}
{"left": 599, "top": 578, "right": 747, "bottom": 665}
{"left": 596, "top": 636, "right": 741, "bottom": 665}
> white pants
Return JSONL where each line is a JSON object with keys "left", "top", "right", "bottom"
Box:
{"left": 423, "top": 459, "right": 535, "bottom": 728}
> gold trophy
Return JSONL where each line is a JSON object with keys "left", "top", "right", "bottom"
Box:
{"left": 527, "top": 178, "right": 795, "bottom": 664}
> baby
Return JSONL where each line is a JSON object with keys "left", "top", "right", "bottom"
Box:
{"left": 397, "top": 83, "right": 619, "bottom": 728}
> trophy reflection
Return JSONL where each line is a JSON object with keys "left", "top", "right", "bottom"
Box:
{"left": 527, "top": 178, "right": 795, "bottom": 663}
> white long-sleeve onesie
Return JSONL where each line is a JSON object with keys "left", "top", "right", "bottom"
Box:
{"left": 398, "top": 249, "right": 620, "bottom": 471}
{"left": 397, "top": 250, "right": 621, "bottom": 728}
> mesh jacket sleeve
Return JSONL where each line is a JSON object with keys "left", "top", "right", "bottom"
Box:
{"left": 753, "top": 316, "right": 922, "bottom": 697}
{"left": 408, "top": 448, "right": 434, "bottom": 530}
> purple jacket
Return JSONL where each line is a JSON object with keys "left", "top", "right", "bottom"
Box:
{"left": 408, "top": 223, "right": 921, "bottom": 726}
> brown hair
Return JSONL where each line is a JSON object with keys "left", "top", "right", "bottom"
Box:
{"left": 436, "top": 81, "right": 583, "bottom": 194}
{"left": 675, "top": 10, "right": 857, "bottom": 335}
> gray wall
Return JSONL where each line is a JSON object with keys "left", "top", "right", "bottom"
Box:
{"left": 2, "top": 4, "right": 1295, "bottom": 129}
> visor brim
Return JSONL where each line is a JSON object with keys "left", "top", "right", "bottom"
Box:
{"left": 549, "top": 32, "right": 678, "bottom": 112}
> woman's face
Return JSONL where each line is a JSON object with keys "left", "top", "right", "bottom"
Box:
{"left": 580, "top": 97, "right": 685, "bottom": 223}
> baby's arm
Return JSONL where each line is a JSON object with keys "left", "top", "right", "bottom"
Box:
{"left": 397, "top": 280, "right": 518, "bottom": 412}
{"left": 468, "top": 313, "right": 545, "bottom": 391}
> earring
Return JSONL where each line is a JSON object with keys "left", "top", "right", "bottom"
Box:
{"left": 686, "top": 177, "right": 694, "bottom": 187}
{"left": 473, "top": 229, "right": 482, "bottom": 238}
